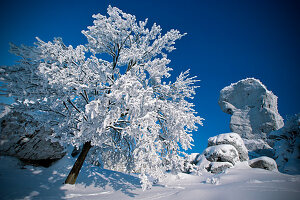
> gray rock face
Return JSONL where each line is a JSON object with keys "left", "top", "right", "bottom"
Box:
{"left": 218, "top": 78, "right": 284, "bottom": 153}
{"left": 208, "top": 132, "right": 248, "bottom": 161}
{"left": 248, "top": 156, "right": 278, "bottom": 172}
{"left": 208, "top": 162, "right": 233, "bottom": 174}
{"left": 203, "top": 144, "right": 240, "bottom": 165}
{"left": 0, "top": 112, "right": 65, "bottom": 167}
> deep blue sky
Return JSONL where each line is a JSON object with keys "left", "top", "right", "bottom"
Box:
{"left": 1, "top": 0, "right": 299, "bottom": 153}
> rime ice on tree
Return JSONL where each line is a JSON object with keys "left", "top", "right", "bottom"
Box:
{"left": 0, "top": 6, "right": 203, "bottom": 189}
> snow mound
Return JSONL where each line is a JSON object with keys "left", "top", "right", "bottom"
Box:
{"left": 208, "top": 162, "right": 233, "bottom": 174}
{"left": 203, "top": 144, "right": 240, "bottom": 165}
{"left": 196, "top": 154, "right": 211, "bottom": 171}
{"left": 185, "top": 153, "right": 201, "bottom": 164}
{"left": 183, "top": 153, "right": 212, "bottom": 173}
{"left": 208, "top": 132, "right": 248, "bottom": 161}
{"left": 183, "top": 153, "right": 202, "bottom": 173}
{"left": 1, "top": 154, "right": 300, "bottom": 200}
{"left": 249, "top": 156, "right": 278, "bottom": 172}
{"left": 218, "top": 78, "right": 284, "bottom": 155}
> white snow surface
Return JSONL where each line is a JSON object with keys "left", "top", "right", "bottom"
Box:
{"left": 1, "top": 156, "right": 300, "bottom": 200}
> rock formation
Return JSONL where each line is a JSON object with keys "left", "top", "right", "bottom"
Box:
{"left": 218, "top": 78, "right": 284, "bottom": 155}
{"left": 0, "top": 111, "right": 65, "bottom": 167}
{"left": 269, "top": 113, "right": 300, "bottom": 174}
{"left": 203, "top": 144, "right": 240, "bottom": 165}
{"left": 248, "top": 156, "right": 278, "bottom": 172}
{"left": 184, "top": 133, "right": 250, "bottom": 174}
{"left": 208, "top": 162, "right": 233, "bottom": 174}
{"left": 208, "top": 132, "right": 248, "bottom": 161}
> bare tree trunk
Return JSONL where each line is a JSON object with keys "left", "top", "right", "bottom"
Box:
{"left": 64, "top": 141, "right": 92, "bottom": 184}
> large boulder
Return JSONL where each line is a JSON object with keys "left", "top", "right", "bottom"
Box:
{"left": 0, "top": 111, "right": 65, "bottom": 167}
{"left": 208, "top": 132, "right": 248, "bottom": 161}
{"left": 218, "top": 78, "right": 284, "bottom": 154}
{"left": 203, "top": 144, "right": 240, "bottom": 165}
{"left": 269, "top": 113, "right": 300, "bottom": 174}
{"left": 248, "top": 156, "right": 278, "bottom": 172}
{"left": 208, "top": 162, "right": 233, "bottom": 174}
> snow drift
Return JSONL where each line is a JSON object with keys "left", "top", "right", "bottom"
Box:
{"left": 1, "top": 154, "right": 299, "bottom": 200}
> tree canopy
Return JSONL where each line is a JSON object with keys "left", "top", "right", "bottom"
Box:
{"left": 0, "top": 6, "right": 203, "bottom": 189}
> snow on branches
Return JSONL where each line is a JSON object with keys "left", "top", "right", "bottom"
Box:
{"left": 1, "top": 5, "right": 203, "bottom": 189}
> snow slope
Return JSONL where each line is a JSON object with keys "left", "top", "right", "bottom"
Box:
{"left": 1, "top": 155, "right": 300, "bottom": 200}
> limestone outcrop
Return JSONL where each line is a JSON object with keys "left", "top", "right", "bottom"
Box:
{"left": 218, "top": 78, "right": 284, "bottom": 155}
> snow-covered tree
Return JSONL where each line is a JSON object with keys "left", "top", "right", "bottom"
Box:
{"left": 0, "top": 6, "right": 203, "bottom": 189}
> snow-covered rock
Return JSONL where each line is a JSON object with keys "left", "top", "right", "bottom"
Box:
{"left": 185, "top": 153, "right": 201, "bottom": 165}
{"left": 218, "top": 78, "right": 284, "bottom": 154}
{"left": 183, "top": 153, "right": 202, "bottom": 173}
{"left": 248, "top": 156, "right": 278, "bottom": 172}
{"left": 0, "top": 112, "right": 65, "bottom": 166}
{"left": 242, "top": 138, "right": 273, "bottom": 152}
{"left": 243, "top": 138, "right": 275, "bottom": 159}
{"left": 269, "top": 113, "right": 300, "bottom": 174}
{"left": 197, "top": 154, "right": 210, "bottom": 171}
{"left": 196, "top": 154, "right": 211, "bottom": 171}
{"left": 183, "top": 153, "right": 211, "bottom": 173}
{"left": 203, "top": 144, "right": 240, "bottom": 165}
{"left": 208, "top": 162, "right": 233, "bottom": 174}
{"left": 208, "top": 132, "right": 248, "bottom": 161}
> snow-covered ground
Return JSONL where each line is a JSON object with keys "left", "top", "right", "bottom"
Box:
{"left": 0, "top": 155, "right": 299, "bottom": 200}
